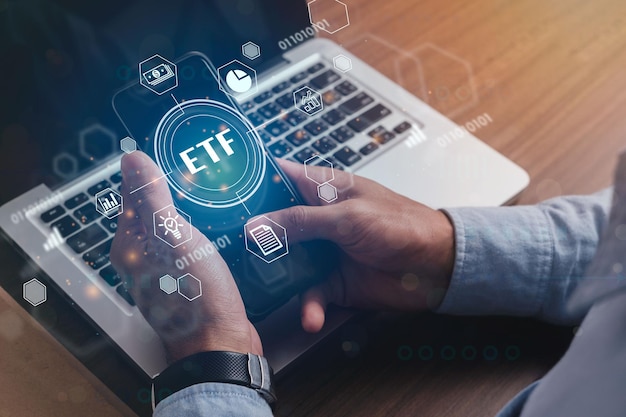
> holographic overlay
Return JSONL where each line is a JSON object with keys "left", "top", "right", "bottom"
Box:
{"left": 153, "top": 99, "right": 266, "bottom": 209}
{"left": 277, "top": 19, "right": 331, "bottom": 51}
{"left": 174, "top": 234, "right": 233, "bottom": 270}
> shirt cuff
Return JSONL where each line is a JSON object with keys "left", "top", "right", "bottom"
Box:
{"left": 154, "top": 382, "right": 273, "bottom": 417}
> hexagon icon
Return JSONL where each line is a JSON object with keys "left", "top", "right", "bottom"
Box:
{"left": 244, "top": 216, "right": 289, "bottom": 264}
{"left": 95, "top": 188, "right": 123, "bottom": 219}
{"left": 217, "top": 59, "right": 258, "bottom": 99}
{"left": 294, "top": 86, "right": 323, "bottom": 116}
{"left": 177, "top": 274, "right": 202, "bottom": 301}
{"left": 308, "top": 0, "right": 350, "bottom": 34}
{"left": 333, "top": 54, "right": 352, "bottom": 73}
{"left": 120, "top": 136, "right": 137, "bottom": 154}
{"left": 304, "top": 155, "right": 335, "bottom": 185}
{"left": 79, "top": 124, "right": 117, "bottom": 161}
{"left": 139, "top": 54, "right": 178, "bottom": 95}
{"left": 159, "top": 275, "right": 177, "bottom": 295}
{"left": 153, "top": 205, "right": 192, "bottom": 248}
{"left": 52, "top": 152, "right": 78, "bottom": 179}
{"left": 242, "top": 41, "right": 261, "bottom": 60}
{"left": 317, "top": 183, "right": 338, "bottom": 203}
{"left": 23, "top": 278, "right": 46, "bottom": 307}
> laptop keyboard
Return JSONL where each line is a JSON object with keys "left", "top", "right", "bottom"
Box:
{"left": 36, "top": 60, "right": 420, "bottom": 309}
{"left": 38, "top": 173, "right": 136, "bottom": 306}
{"left": 242, "top": 61, "right": 416, "bottom": 170}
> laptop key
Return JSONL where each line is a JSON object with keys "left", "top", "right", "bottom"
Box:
{"left": 253, "top": 91, "right": 273, "bottom": 104}
{"left": 310, "top": 69, "right": 341, "bottom": 89}
{"left": 335, "top": 80, "right": 358, "bottom": 96}
{"left": 74, "top": 203, "right": 100, "bottom": 225}
{"left": 276, "top": 92, "right": 295, "bottom": 109}
{"left": 307, "top": 63, "right": 325, "bottom": 74}
{"left": 304, "top": 119, "right": 329, "bottom": 136}
{"left": 322, "top": 109, "right": 346, "bottom": 126}
{"left": 290, "top": 71, "right": 308, "bottom": 83}
{"left": 322, "top": 89, "right": 342, "bottom": 106}
{"left": 265, "top": 119, "right": 291, "bottom": 136}
{"left": 317, "top": 156, "right": 343, "bottom": 170}
{"left": 268, "top": 140, "right": 293, "bottom": 158}
{"left": 347, "top": 104, "right": 392, "bottom": 133}
{"left": 51, "top": 215, "right": 80, "bottom": 237}
{"left": 241, "top": 101, "right": 255, "bottom": 112}
{"left": 394, "top": 121, "right": 413, "bottom": 134}
{"left": 330, "top": 126, "right": 355, "bottom": 143}
{"left": 66, "top": 223, "right": 108, "bottom": 253}
{"left": 258, "top": 102, "right": 282, "bottom": 119}
{"left": 87, "top": 180, "right": 111, "bottom": 196}
{"left": 272, "top": 81, "right": 291, "bottom": 94}
{"left": 101, "top": 217, "right": 118, "bottom": 233}
{"left": 285, "top": 130, "right": 311, "bottom": 147}
{"left": 339, "top": 92, "right": 374, "bottom": 115}
{"left": 40, "top": 205, "right": 66, "bottom": 223}
{"left": 65, "top": 192, "right": 89, "bottom": 209}
{"left": 99, "top": 264, "right": 121, "bottom": 286}
{"left": 369, "top": 126, "right": 396, "bottom": 144}
{"left": 284, "top": 110, "right": 307, "bottom": 127}
{"left": 334, "top": 146, "right": 362, "bottom": 167}
{"left": 110, "top": 171, "right": 123, "bottom": 184}
{"left": 312, "top": 137, "right": 338, "bottom": 154}
{"left": 83, "top": 238, "right": 113, "bottom": 270}
{"left": 246, "top": 112, "right": 265, "bottom": 127}
{"left": 294, "top": 148, "right": 318, "bottom": 163}
{"left": 360, "top": 142, "right": 380, "bottom": 156}
{"left": 116, "top": 285, "right": 136, "bottom": 306}
{"left": 259, "top": 130, "right": 273, "bottom": 144}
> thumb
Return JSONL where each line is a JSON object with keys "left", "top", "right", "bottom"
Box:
{"left": 265, "top": 203, "right": 344, "bottom": 245}
{"left": 120, "top": 151, "right": 177, "bottom": 234}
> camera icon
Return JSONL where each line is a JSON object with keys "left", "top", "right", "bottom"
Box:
{"left": 139, "top": 54, "right": 178, "bottom": 95}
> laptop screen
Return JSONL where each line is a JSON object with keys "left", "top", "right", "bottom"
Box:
{"left": 0, "top": 0, "right": 310, "bottom": 204}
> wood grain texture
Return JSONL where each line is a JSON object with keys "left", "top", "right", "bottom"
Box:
{"left": 3, "top": 0, "right": 626, "bottom": 415}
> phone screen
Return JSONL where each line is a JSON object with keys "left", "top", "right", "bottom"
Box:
{"left": 112, "top": 52, "right": 336, "bottom": 321}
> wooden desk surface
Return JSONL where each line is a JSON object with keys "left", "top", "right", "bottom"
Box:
{"left": 3, "top": 0, "right": 626, "bottom": 415}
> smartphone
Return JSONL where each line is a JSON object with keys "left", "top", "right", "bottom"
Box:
{"left": 113, "top": 52, "right": 337, "bottom": 321}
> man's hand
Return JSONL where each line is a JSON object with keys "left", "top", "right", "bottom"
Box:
{"left": 269, "top": 160, "right": 455, "bottom": 333}
{"left": 110, "top": 151, "right": 262, "bottom": 363}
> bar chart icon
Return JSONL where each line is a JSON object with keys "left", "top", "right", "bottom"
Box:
{"left": 95, "top": 188, "right": 123, "bottom": 219}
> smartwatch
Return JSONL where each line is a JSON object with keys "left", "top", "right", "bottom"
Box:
{"left": 151, "top": 351, "right": 276, "bottom": 410}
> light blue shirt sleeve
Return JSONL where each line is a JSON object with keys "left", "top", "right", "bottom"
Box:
{"left": 153, "top": 382, "right": 272, "bottom": 417}
{"left": 437, "top": 189, "right": 612, "bottom": 325}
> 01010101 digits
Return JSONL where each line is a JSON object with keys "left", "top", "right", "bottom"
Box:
{"left": 278, "top": 19, "right": 331, "bottom": 51}
{"left": 175, "top": 234, "right": 232, "bottom": 270}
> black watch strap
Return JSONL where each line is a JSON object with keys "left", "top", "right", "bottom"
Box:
{"left": 151, "top": 351, "right": 276, "bottom": 409}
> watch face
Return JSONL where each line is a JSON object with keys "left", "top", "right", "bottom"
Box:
{"left": 153, "top": 99, "right": 266, "bottom": 209}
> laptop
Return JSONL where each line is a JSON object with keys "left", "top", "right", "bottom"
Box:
{"left": 0, "top": 0, "right": 528, "bottom": 401}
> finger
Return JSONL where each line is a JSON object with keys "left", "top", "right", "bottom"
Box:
{"left": 301, "top": 282, "right": 332, "bottom": 333}
{"left": 264, "top": 203, "right": 345, "bottom": 244}
{"left": 120, "top": 151, "right": 176, "bottom": 232}
{"left": 277, "top": 159, "right": 357, "bottom": 205}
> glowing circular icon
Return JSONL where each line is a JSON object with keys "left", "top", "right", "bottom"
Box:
{"left": 153, "top": 99, "right": 266, "bottom": 208}
{"left": 225, "top": 69, "right": 253, "bottom": 93}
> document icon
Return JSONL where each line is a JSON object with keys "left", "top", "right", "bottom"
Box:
{"left": 249, "top": 224, "right": 283, "bottom": 256}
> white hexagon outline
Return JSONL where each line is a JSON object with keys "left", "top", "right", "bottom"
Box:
{"left": 78, "top": 123, "right": 117, "bottom": 161}
{"left": 159, "top": 274, "right": 177, "bottom": 295}
{"left": 317, "top": 183, "right": 338, "bottom": 203}
{"left": 120, "top": 136, "right": 137, "bottom": 154}
{"left": 52, "top": 152, "right": 78, "bottom": 179}
{"left": 23, "top": 278, "right": 47, "bottom": 307}
{"left": 244, "top": 215, "right": 289, "bottom": 264}
{"left": 304, "top": 154, "right": 335, "bottom": 185}
{"left": 293, "top": 85, "right": 324, "bottom": 116}
{"left": 94, "top": 187, "right": 123, "bottom": 219}
{"left": 217, "top": 59, "right": 258, "bottom": 99}
{"left": 139, "top": 54, "right": 178, "bottom": 96}
{"left": 333, "top": 54, "right": 353, "bottom": 73}
{"left": 307, "top": 0, "right": 350, "bottom": 34}
{"left": 152, "top": 205, "right": 193, "bottom": 248}
{"left": 177, "top": 274, "right": 202, "bottom": 301}
{"left": 242, "top": 41, "right": 261, "bottom": 60}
